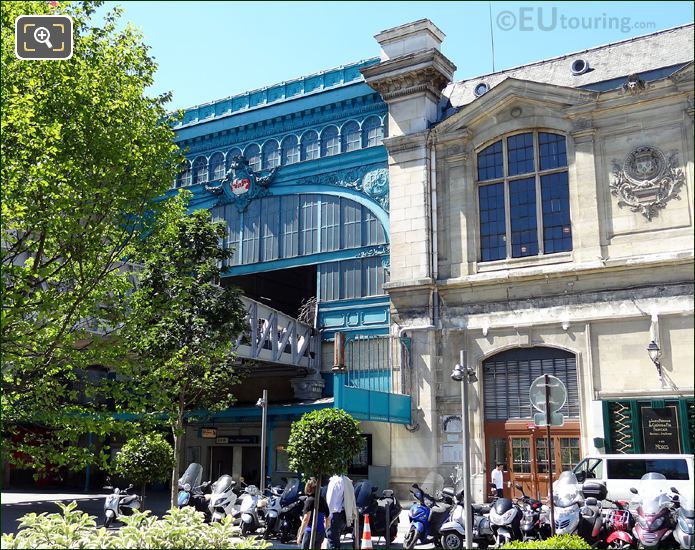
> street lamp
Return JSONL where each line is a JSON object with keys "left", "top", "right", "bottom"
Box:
{"left": 451, "top": 350, "right": 477, "bottom": 550}
{"left": 256, "top": 389, "right": 268, "bottom": 493}
{"left": 647, "top": 340, "right": 663, "bottom": 384}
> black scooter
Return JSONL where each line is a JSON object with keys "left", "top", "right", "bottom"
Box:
{"left": 514, "top": 482, "right": 551, "bottom": 542}
{"left": 352, "top": 480, "right": 402, "bottom": 545}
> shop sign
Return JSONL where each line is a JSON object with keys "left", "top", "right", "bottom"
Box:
{"left": 200, "top": 427, "right": 217, "bottom": 439}
{"left": 213, "top": 435, "right": 259, "bottom": 445}
{"left": 641, "top": 406, "right": 681, "bottom": 453}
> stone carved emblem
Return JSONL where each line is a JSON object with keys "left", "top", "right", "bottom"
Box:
{"left": 622, "top": 74, "right": 646, "bottom": 96}
{"left": 205, "top": 156, "right": 277, "bottom": 212}
{"left": 610, "top": 146, "right": 685, "bottom": 220}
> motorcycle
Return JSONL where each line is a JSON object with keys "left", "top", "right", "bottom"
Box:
{"left": 207, "top": 474, "right": 239, "bottom": 523}
{"left": 488, "top": 495, "right": 523, "bottom": 546}
{"left": 553, "top": 471, "right": 607, "bottom": 543}
{"left": 439, "top": 488, "right": 495, "bottom": 549}
{"left": 235, "top": 482, "right": 263, "bottom": 535}
{"left": 352, "top": 480, "right": 401, "bottom": 544}
{"left": 403, "top": 472, "right": 455, "bottom": 549}
{"left": 513, "top": 482, "right": 551, "bottom": 542}
{"left": 264, "top": 477, "right": 300, "bottom": 540}
{"left": 631, "top": 472, "right": 678, "bottom": 549}
{"left": 278, "top": 484, "right": 305, "bottom": 544}
{"left": 102, "top": 478, "right": 142, "bottom": 528}
{"left": 671, "top": 489, "right": 694, "bottom": 550}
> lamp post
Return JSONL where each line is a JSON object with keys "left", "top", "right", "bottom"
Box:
{"left": 256, "top": 389, "right": 268, "bottom": 493}
{"left": 451, "top": 350, "right": 478, "bottom": 550}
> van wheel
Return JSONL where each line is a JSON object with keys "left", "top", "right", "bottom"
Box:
{"left": 441, "top": 532, "right": 464, "bottom": 549}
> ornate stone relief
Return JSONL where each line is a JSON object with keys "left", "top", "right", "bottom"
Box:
{"left": 610, "top": 146, "right": 685, "bottom": 220}
{"left": 296, "top": 166, "right": 390, "bottom": 212}
{"left": 622, "top": 74, "right": 646, "bottom": 96}
{"left": 204, "top": 156, "right": 277, "bottom": 212}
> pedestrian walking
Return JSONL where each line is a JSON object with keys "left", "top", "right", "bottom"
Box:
{"left": 325, "top": 473, "right": 357, "bottom": 549}
{"left": 296, "top": 478, "right": 329, "bottom": 549}
{"left": 491, "top": 463, "right": 504, "bottom": 498}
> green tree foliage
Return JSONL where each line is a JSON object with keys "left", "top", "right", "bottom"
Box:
{"left": 116, "top": 192, "right": 247, "bottom": 506}
{"left": 286, "top": 408, "right": 363, "bottom": 548}
{"left": 1, "top": 0, "right": 182, "bottom": 476}
{"left": 112, "top": 433, "right": 174, "bottom": 507}
{"left": 1, "top": 502, "right": 270, "bottom": 549}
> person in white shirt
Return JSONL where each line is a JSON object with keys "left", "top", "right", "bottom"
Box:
{"left": 326, "top": 474, "right": 345, "bottom": 548}
{"left": 491, "top": 463, "right": 504, "bottom": 498}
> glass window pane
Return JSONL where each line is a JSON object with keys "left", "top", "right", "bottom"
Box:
{"left": 362, "top": 116, "right": 383, "bottom": 148}
{"left": 509, "top": 177, "right": 538, "bottom": 258}
{"left": 280, "top": 195, "right": 299, "bottom": 258}
{"left": 363, "top": 208, "right": 386, "bottom": 246}
{"left": 262, "top": 141, "right": 280, "bottom": 169}
{"left": 281, "top": 136, "right": 300, "bottom": 165}
{"left": 320, "top": 196, "right": 340, "bottom": 252}
{"left": 244, "top": 144, "right": 261, "bottom": 172}
{"left": 320, "top": 262, "right": 340, "bottom": 302}
{"left": 507, "top": 133, "right": 535, "bottom": 176}
{"left": 541, "top": 172, "right": 572, "bottom": 254}
{"left": 260, "top": 197, "right": 279, "bottom": 261}
{"left": 536, "top": 438, "right": 556, "bottom": 473}
{"left": 300, "top": 195, "right": 319, "bottom": 254}
{"left": 560, "top": 438, "right": 581, "bottom": 471}
{"left": 511, "top": 438, "right": 531, "bottom": 474}
{"left": 342, "top": 122, "right": 361, "bottom": 152}
{"left": 341, "top": 259, "right": 362, "bottom": 299}
{"left": 301, "top": 131, "right": 319, "bottom": 161}
{"left": 321, "top": 127, "right": 340, "bottom": 157}
{"left": 341, "top": 198, "right": 362, "bottom": 249}
{"left": 226, "top": 148, "right": 242, "bottom": 170}
{"left": 478, "top": 183, "right": 506, "bottom": 261}
{"left": 209, "top": 153, "right": 225, "bottom": 181}
{"left": 539, "top": 132, "right": 567, "bottom": 170}
{"left": 192, "top": 157, "right": 208, "bottom": 184}
{"left": 241, "top": 201, "right": 260, "bottom": 264}
{"left": 477, "top": 140, "right": 503, "bottom": 181}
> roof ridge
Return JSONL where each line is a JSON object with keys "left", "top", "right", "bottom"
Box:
{"left": 455, "top": 22, "right": 694, "bottom": 84}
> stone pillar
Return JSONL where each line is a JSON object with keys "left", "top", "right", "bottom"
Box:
{"left": 361, "top": 19, "right": 456, "bottom": 285}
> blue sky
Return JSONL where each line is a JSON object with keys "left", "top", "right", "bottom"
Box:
{"left": 97, "top": 1, "right": 693, "bottom": 111}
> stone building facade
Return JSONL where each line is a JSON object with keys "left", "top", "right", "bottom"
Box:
{"left": 363, "top": 20, "right": 694, "bottom": 500}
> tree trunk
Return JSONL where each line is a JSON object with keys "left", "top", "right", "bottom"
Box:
{"left": 170, "top": 407, "right": 184, "bottom": 508}
{"left": 309, "top": 473, "right": 321, "bottom": 550}
{"left": 141, "top": 483, "right": 146, "bottom": 511}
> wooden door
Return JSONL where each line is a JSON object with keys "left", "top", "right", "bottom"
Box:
{"left": 509, "top": 436, "right": 535, "bottom": 498}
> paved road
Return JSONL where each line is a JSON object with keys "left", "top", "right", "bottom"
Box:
{"left": 1, "top": 490, "right": 436, "bottom": 548}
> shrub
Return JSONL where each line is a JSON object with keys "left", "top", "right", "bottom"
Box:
{"left": 502, "top": 534, "right": 591, "bottom": 549}
{"left": 1, "top": 502, "right": 270, "bottom": 549}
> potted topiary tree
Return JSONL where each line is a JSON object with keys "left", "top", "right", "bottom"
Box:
{"left": 286, "top": 408, "right": 363, "bottom": 549}
{"left": 112, "top": 433, "right": 174, "bottom": 509}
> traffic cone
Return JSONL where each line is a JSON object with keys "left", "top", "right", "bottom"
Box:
{"left": 361, "top": 513, "right": 373, "bottom": 549}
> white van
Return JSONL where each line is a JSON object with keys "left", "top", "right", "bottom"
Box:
{"left": 572, "top": 454, "right": 694, "bottom": 504}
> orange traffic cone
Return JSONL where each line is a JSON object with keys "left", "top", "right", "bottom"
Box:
{"left": 361, "top": 513, "right": 373, "bottom": 549}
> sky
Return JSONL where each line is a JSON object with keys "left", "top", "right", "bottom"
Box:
{"left": 95, "top": 1, "right": 694, "bottom": 111}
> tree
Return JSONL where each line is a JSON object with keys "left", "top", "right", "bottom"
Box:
{"left": 112, "top": 433, "right": 174, "bottom": 509}
{"left": 116, "top": 192, "right": 247, "bottom": 506}
{"left": 1, "top": 0, "right": 182, "bottom": 476}
{"left": 286, "top": 408, "right": 363, "bottom": 548}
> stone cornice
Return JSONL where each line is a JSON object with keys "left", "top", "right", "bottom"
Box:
{"left": 361, "top": 49, "right": 455, "bottom": 102}
{"left": 383, "top": 131, "right": 428, "bottom": 154}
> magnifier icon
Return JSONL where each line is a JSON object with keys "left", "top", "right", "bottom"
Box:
{"left": 33, "top": 26, "right": 53, "bottom": 49}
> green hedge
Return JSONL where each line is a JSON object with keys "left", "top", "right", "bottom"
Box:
{"left": 1, "top": 502, "right": 270, "bottom": 549}
{"left": 502, "top": 534, "right": 591, "bottom": 549}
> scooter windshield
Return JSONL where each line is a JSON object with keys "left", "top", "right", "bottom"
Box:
{"left": 280, "top": 478, "right": 300, "bottom": 505}
{"left": 638, "top": 472, "right": 670, "bottom": 515}
{"left": 179, "top": 463, "right": 203, "bottom": 488}
{"left": 421, "top": 471, "right": 445, "bottom": 499}
{"left": 211, "top": 474, "right": 234, "bottom": 494}
{"left": 553, "top": 471, "right": 580, "bottom": 508}
{"left": 356, "top": 480, "right": 375, "bottom": 508}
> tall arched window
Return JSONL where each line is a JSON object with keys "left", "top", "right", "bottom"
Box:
{"left": 209, "top": 152, "right": 225, "bottom": 180}
{"left": 176, "top": 160, "right": 192, "bottom": 188}
{"left": 477, "top": 131, "right": 571, "bottom": 262}
{"left": 341, "top": 121, "right": 360, "bottom": 153}
{"left": 192, "top": 157, "right": 208, "bottom": 185}
{"left": 301, "top": 131, "right": 319, "bottom": 161}
{"left": 281, "top": 135, "right": 300, "bottom": 165}
{"left": 321, "top": 126, "right": 340, "bottom": 157}
{"left": 226, "top": 148, "right": 242, "bottom": 170}
{"left": 262, "top": 140, "right": 280, "bottom": 169}
{"left": 362, "top": 116, "right": 383, "bottom": 148}
{"left": 244, "top": 144, "right": 261, "bottom": 172}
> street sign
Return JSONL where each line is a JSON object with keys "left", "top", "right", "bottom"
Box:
{"left": 529, "top": 375, "right": 567, "bottom": 413}
{"left": 534, "top": 411, "right": 565, "bottom": 427}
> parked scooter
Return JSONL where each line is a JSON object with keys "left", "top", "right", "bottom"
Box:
{"left": 488, "top": 495, "right": 523, "bottom": 546}
{"left": 235, "top": 482, "right": 263, "bottom": 535}
{"left": 102, "top": 478, "right": 142, "bottom": 528}
{"left": 177, "top": 463, "right": 212, "bottom": 520}
{"left": 553, "top": 471, "right": 608, "bottom": 544}
{"left": 207, "top": 474, "right": 239, "bottom": 523}
{"left": 352, "top": 480, "right": 401, "bottom": 544}
{"left": 672, "top": 489, "right": 694, "bottom": 550}
{"left": 403, "top": 474, "right": 455, "bottom": 550}
{"left": 514, "top": 482, "right": 551, "bottom": 542}
{"left": 631, "top": 472, "right": 678, "bottom": 549}
{"left": 263, "top": 478, "right": 300, "bottom": 540}
{"left": 603, "top": 497, "right": 636, "bottom": 549}
{"left": 439, "top": 488, "right": 495, "bottom": 549}
{"left": 278, "top": 491, "right": 305, "bottom": 544}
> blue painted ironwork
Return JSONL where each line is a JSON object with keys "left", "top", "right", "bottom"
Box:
{"left": 334, "top": 373, "right": 411, "bottom": 425}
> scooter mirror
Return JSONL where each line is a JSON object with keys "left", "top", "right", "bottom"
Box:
{"left": 630, "top": 487, "right": 638, "bottom": 494}
{"left": 514, "top": 482, "right": 523, "bottom": 490}
{"left": 671, "top": 487, "right": 680, "bottom": 494}
{"left": 412, "top": 483, "right": 419, "bottom": 489}
{"left": 128, "top": 484, "right": 133, "bottom": 489}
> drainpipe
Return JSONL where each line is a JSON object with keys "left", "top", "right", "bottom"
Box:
{"left": 398, "top": 324, "right": 434, "bottom": 432}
